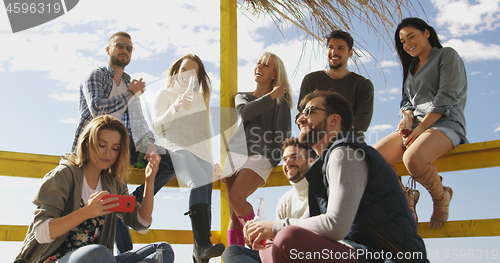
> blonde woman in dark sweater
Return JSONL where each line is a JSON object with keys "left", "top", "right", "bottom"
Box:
{"left": 221, "top": 52, "right": 292, "bottom": 246}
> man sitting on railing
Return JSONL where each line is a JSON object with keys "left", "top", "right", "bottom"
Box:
{"left": 71, "top": 31, "right": 176, "bottom": 253}
{"left": 244, "top": 91, "right": 429, "bottom": 262}
{"left": 221, "top": 137, "right": 316, "bottom": 263}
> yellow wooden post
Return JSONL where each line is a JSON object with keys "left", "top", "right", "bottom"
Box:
{"left": 220, "top": 0, "right": 238, "bottom": 247}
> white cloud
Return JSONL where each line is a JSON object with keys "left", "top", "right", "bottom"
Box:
{"left": 495, "top": 124, "right": 500, "bottom": 132}
{"left": 432, "top": 0, "right": 500, "bottom": 37}
{"left": 368, "top": 124, "right": 394, "bottom": 132}
{"left": 49, "top": 92, "right": 79, "bottom": 102}
{"left": 349, "top": 49, "right": 373, "bottom": 66}
{"left": 469, "top": 71, "right": 481, "bottom": 75}
{"left": 379, "top": 96, "right": 396, "bottom": 102}
{"left": 61, "top": 118, "right": 78, "bottom": 124}
{"left": 130, "top": 72, "right": 160, "bottom": 84}
{"left": 443, "top": 39, "right": 500, "bottom": 62}
{"left": 378, "top": 87, "right": 400, "bottom": 94}
{"left": 0, "top": 0, "right": 221, "bottom": 87}
{"left": 379, "top": 60, "right": 399, "bottom": 68}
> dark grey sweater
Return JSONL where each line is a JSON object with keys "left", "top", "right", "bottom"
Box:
{"left": 227, "top": 92, "right": 291, "bottom": 167}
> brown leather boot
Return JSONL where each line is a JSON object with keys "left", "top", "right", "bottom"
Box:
{"left": 404, "top": 179, "right": 420, "bottom": 223}
{"left": 412, "top": 164, "right": 453, "bottom": 229}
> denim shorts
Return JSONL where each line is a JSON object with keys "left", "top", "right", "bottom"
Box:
{"left": 431, "top": 126, "right": 461, "bottom": 147}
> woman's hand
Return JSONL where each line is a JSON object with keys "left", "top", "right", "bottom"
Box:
{"left": 398, "top": 110, "right": 414, "bottom": 134}
{"left": 269, "top": 85, "right": 285, "bottom": 100}
{"left": 404, "top": 112, "right": 443, "bottom": 148}
{"left": 173, "top": 93, "right": 194, "bottom": 112}
{"left": 145, "top": 153, "right": 160, "bottom": 184}
{"left": 48, "top": 191, "right": 116, "bottom": 239}
{"left": 403, "top": 124, "right": 425, "bottom": 148}
{"left": 84, "top": 191, "right": 116, "bottom": 219}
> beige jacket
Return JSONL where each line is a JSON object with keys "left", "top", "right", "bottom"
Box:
{"left": 15, "top": 156, "right": 147, "bottom": 263}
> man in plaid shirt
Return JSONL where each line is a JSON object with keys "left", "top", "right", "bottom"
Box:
{"left": 72, "top": 31, "right": 175, "bottom": 253}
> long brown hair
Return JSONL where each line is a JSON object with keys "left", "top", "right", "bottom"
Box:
{"left": 165, "top": 54, "right": 212, "bottom": 106}
{"left": 68, "top": 115, "right": 130, "bottom": 182}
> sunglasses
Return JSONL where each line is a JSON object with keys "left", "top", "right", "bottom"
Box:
{"left": 296, "top": 105, "right": 333, "bottom": 123}
{"left": 109, "top": 42, "right": 135, "bottom": 53}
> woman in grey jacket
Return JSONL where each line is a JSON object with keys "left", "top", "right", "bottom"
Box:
{"left": 15, "top": 115, "right": 174, "bottom": 263}
{"left": 374, "top": 17, "right": 467, "bottom": 229}
{"left": 221, "top": 52, "right": 292, "bottom": 246}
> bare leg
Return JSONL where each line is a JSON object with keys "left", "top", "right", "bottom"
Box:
{"left": 227, "top": 168, "right": 264, "bottom": 218}
{"left": 373, "top": 131, "right": 406, "bottom": 164}
{"left": 403, "top": 129, "right": 454, "bottom": 229}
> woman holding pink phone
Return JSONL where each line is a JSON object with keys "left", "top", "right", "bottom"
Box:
{"left": 15, "top": 115, "right": 174, "bottom": 263}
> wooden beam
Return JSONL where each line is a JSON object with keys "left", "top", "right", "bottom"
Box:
{"left": 220, "top": 0, "right": 238, "bottom": 247}
{"left": 394, "top": 140, "right": 500, "bottom": 176}
{"left": 0, "top": 225, "right": 220, "bottom": 244}
{"left": 2, "top": 140, "right": 499, "bottom": 188}
{"left": 3, "top": 219, "right": 499, "bottom": 243}
{"left": 417, "top": 219, "right": 500, "bottom": 238}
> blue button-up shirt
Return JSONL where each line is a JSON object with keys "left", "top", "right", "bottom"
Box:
{"left": 72, "top": 66, "right": 154, "bottom": 151}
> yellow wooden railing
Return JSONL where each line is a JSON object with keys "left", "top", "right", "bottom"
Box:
{"left": 1, "top": 139, "right": 500, "bottom": 245}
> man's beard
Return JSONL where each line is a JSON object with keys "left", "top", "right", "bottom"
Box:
{"left": 298, "top": 118, "right": 327, "bottom": 147}
{"left": 111, "top": 55, "right": 130, "bottom": 67}
{"left": 328, "top": 59, "right": 344, "bottom": 69}
{"left": 285, "top": 164, "right": 308, "bottom": 183}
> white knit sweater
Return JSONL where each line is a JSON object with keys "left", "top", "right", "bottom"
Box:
{"left": 152, "top": 81, "right": 213, "bottom": 165}
{"left": 275, "top": 177, "right": 309, "bottom": 220}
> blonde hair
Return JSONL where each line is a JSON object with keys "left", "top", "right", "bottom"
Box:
{"left": 68, "top": 115, "right": 130, "bottom": 182}
{"left": 259, "top": 52, "right": 293, "bottom": 108}
{"left": 164, "top": 54, "right": 212, "bottom": 106}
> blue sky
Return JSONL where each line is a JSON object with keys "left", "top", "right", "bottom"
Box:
{"left": 1, "top": 0, "right": 499, "bottom": 262}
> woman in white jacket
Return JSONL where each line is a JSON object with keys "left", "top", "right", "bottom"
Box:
{"left": 152, "top": 54, "right": 224, "bottom": 263}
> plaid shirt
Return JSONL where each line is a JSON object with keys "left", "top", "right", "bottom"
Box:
{"left": 72, "top": 66, "right": 154, "bottom": 152}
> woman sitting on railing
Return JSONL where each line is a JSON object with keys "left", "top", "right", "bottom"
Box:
{"left": 14, "top": 115, "right": 174, "bottom": 263}
{"left": 220, "top": 52, "right": 292, "bottom": 245}
{"left": 374, "top": 17, "right": 468, "bottom": 229}
{"left": 151, "top": 54, "right": 225, "bottom": 263}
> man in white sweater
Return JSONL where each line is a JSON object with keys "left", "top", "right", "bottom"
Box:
{"left": 275, "top": 137, "right": 316, "bottom": 220}
{"left": 221, "top": 137, "right": 316, "bottom": 263}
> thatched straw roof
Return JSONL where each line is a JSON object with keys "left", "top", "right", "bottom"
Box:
{"left": 240, "top": 0, "right": 422, "bottom": 49}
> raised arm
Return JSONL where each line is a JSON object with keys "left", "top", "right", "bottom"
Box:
{"left": 235, "top": 93, "right": 276, "bottom": 122}
{"left": 151, "top": 88, "right": 176, "bottom": 135}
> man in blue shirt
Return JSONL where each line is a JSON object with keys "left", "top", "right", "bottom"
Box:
{"left": 72, "top": 31, "right": 176, "bottom": 253}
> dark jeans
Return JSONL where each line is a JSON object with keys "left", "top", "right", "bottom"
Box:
{"left": 57, "top": 243, "right": 174, "bottom": 263}
{"left": 115, "top": 139, "right": 176, "bottom": 253}
{"left": 115, "top": 139, "right": 214, "bottom": 253}
{"left": 222, "top": 245, "right": 262, "bottom": 263}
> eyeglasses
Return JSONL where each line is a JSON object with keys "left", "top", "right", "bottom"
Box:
{"left": 298, "top": 105, "right": 334, "bottom": 119}
{"left": 109, "top": 42, "right": 135, "bottom": 53}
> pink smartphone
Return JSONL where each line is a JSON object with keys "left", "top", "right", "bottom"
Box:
{"left": 101, "top": 194, "right": 136, "bottom": 213}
